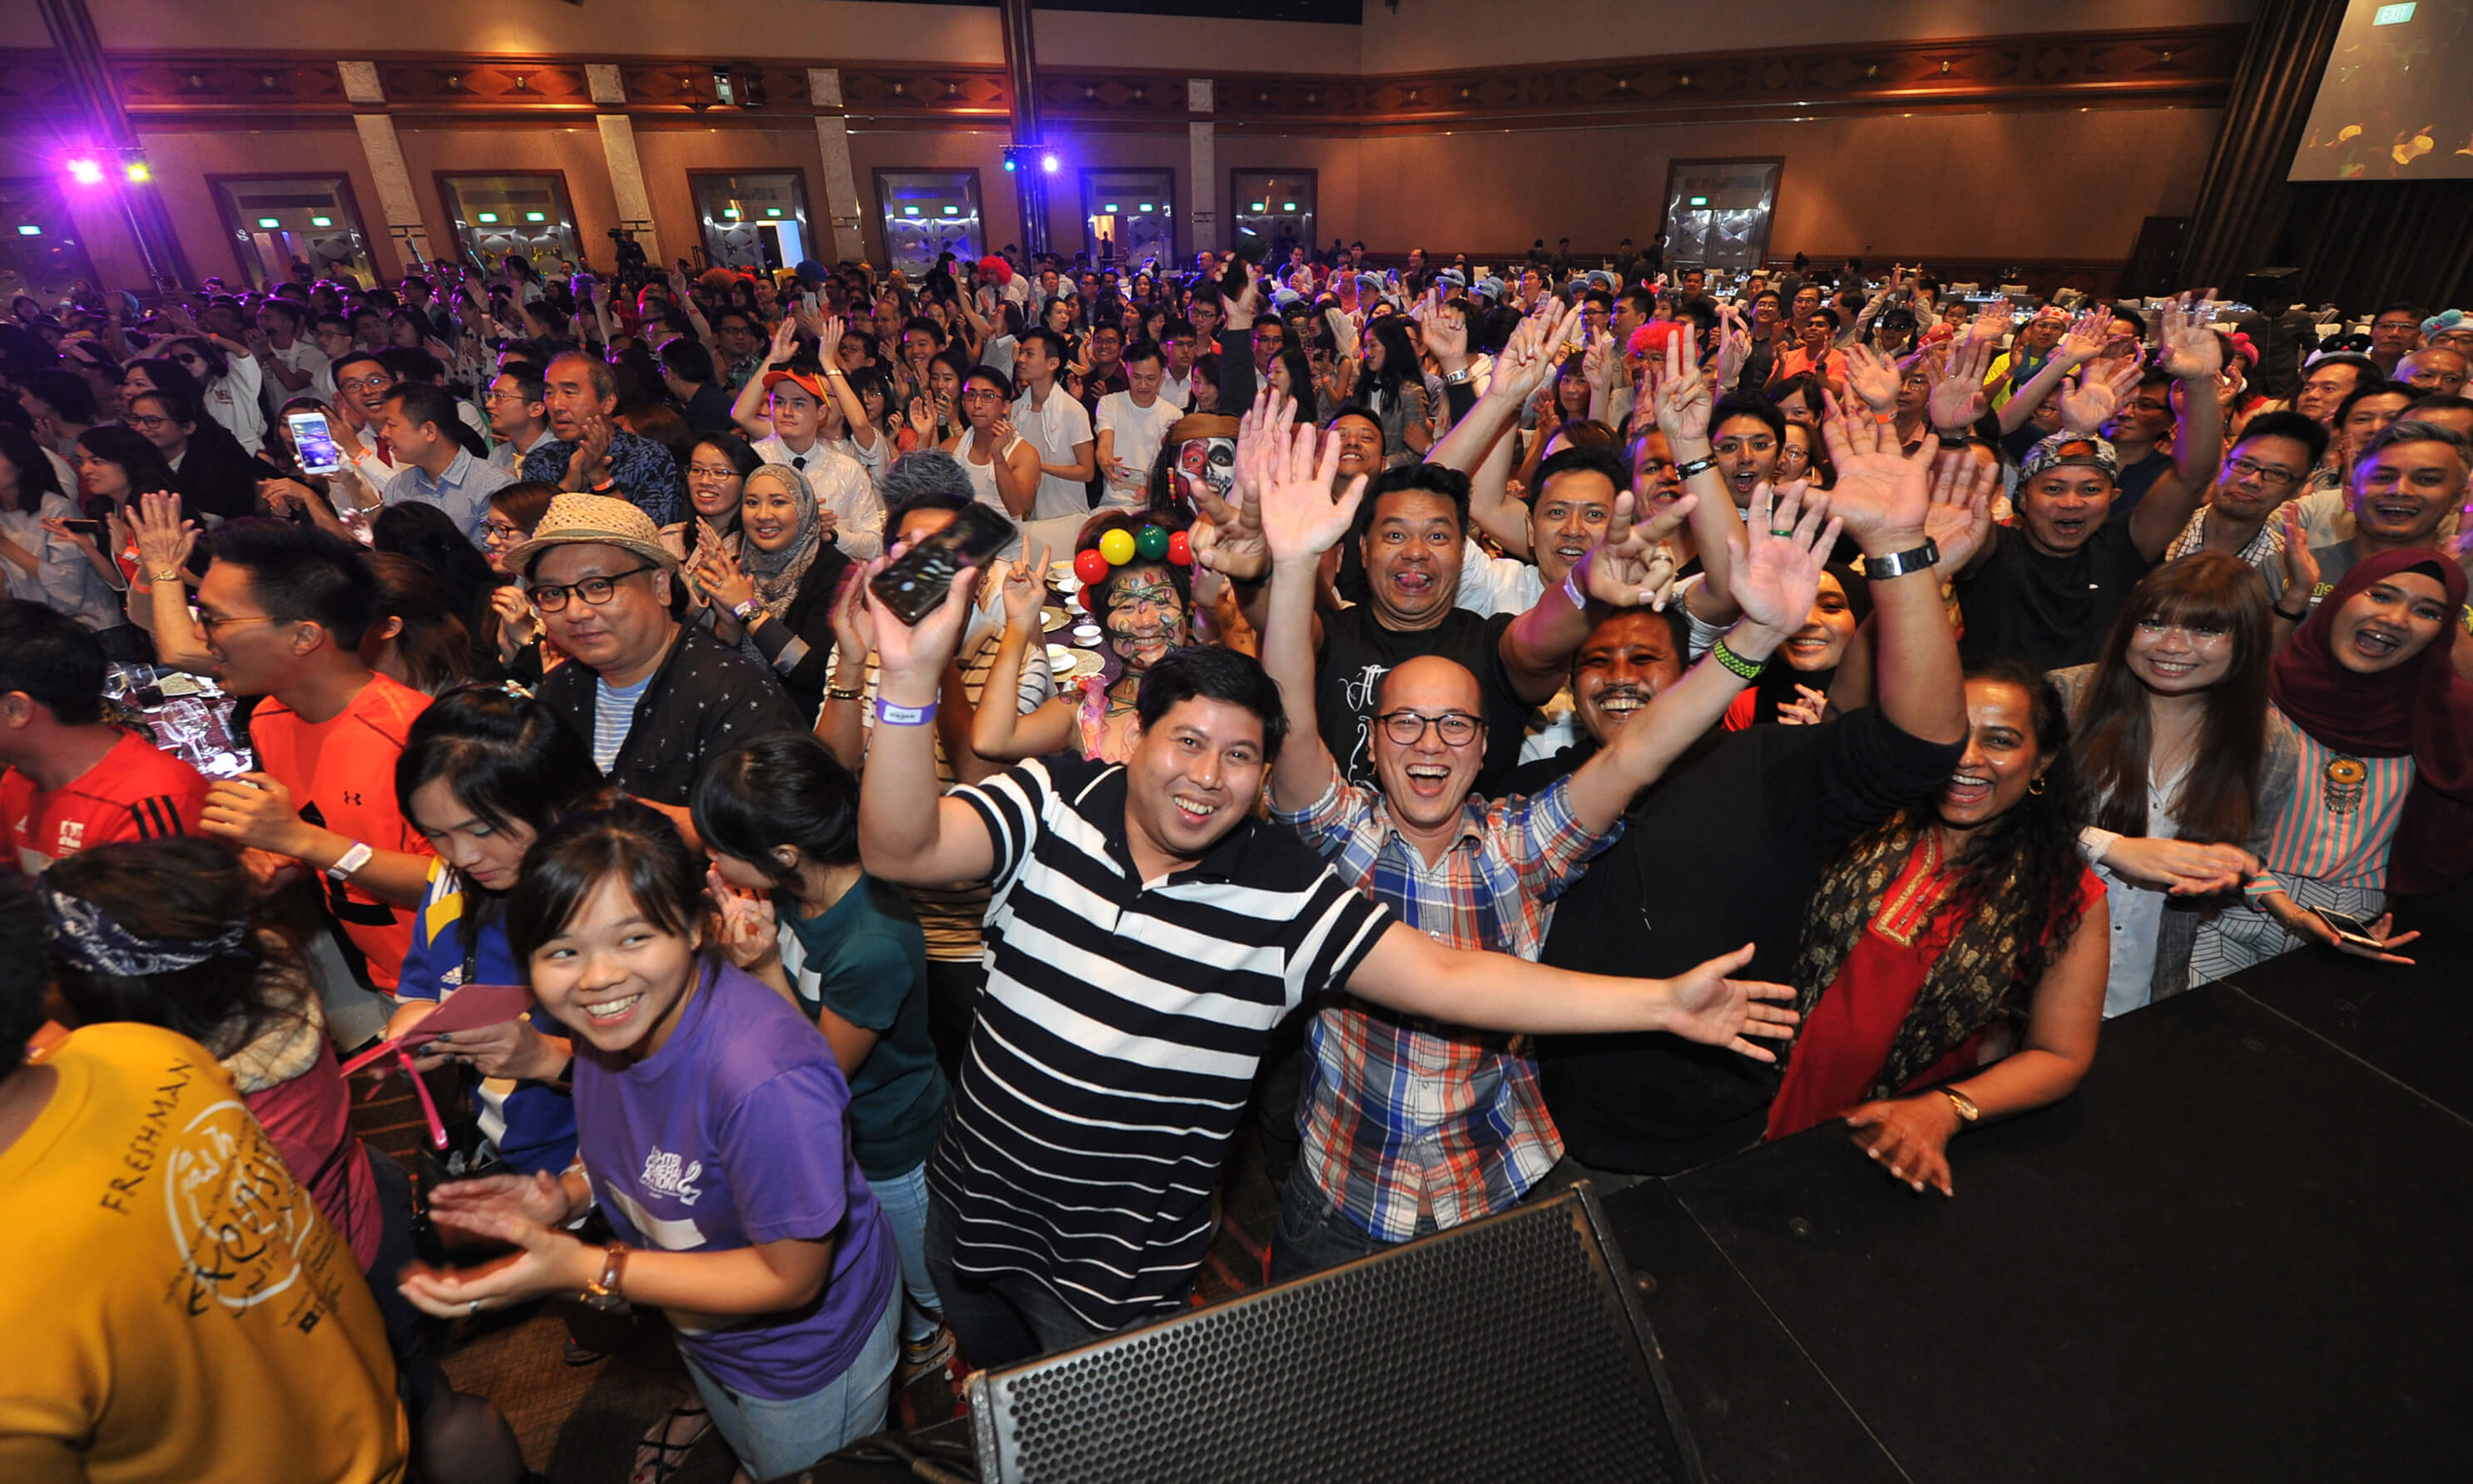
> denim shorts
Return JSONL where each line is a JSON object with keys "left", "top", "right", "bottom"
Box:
{"left": 676, "top": 1283, "right": 899, "bottom": 1478}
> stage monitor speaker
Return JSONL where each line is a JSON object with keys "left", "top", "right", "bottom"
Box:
{"left": 963, "top": 1184, "right": 1700, "bottom": 1484}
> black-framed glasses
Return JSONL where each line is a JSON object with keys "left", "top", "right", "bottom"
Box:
{"left": 1378, "top": 710, "right": 1481, "bottom": 747}
{"left": 2222, "top": 456, "right": 2299, "bottom": 487}
{"left": 530, "top": 563, "right": 657, "bottom": 611}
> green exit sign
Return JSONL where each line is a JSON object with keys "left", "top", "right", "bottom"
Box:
{"left": 2375, "top": 2, "right": 2416, "bottom": 22}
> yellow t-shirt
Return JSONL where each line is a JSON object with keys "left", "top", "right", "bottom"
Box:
{"left": 0, "top": 1022, "right": 407, "bottom": 1484}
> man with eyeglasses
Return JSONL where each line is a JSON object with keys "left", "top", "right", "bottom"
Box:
{"left": 1251, "top": 409, "right": 1831, "bottom": 1277}
{"left": 2101, "top": 369, "right": 2185, "bottom": 514}
{"left": 2163, "top": 412, "right": 2330, "bottom": 571}
{"left": 2367, "top": 303, "right": 2423, "bottom": 378}
{"left": 509, "top": 494, "right": 799, "bottom": 817}
{"left": 482, "top": 364, "right": 552, "bottom": 477}
{"left": 2265, "top": 419, "right": 2473, "bottom": 649}
{"left": 322, "top": 349, "right": 407, "bottom": 491}
{"left": 191, "top": 521, "right": 434, "bottom": 992}
{"left": 520, "top": 352, "right": 686, "bottom": 527}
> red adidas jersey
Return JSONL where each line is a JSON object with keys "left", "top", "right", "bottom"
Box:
{"left": 2, "top": 730, "right": 211, "bottom": 874}
{"left": 250, "top": 674, "right": 434, "bottom": 990}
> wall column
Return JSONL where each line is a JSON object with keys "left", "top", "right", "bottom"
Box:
{"left": 808, "top": 68, "right": 867, "bottom": 265}
{"left": 335, "top": 62, "right": 432, "bottom": 275}
{"left": 1187, "top": 79, "right": 1217, "bottom": 259}
{"left": 998, "top": 0, "right": 1050, "bottom": 256}
{"left": 586, "top": 64, "right": 661, "bottom": 267}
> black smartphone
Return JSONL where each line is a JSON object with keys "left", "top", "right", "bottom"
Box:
{"left": 2311, "top": 908, "right": 2387, "bottom": 951}
{"left": 868, "top": 503, "right": 1013, "bottom": 626}
{"left": 62, "top": 517, "right": 107, "bottom": 543}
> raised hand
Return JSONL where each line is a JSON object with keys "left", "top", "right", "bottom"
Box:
{"left": 1580, "top": 488, "right": 1692, "bottom": 611}
{"left": 1816, "top": 391, "right": 1935, "bottom": 547}
{"left": 1422, "top": 300, "right": 1469, "bottom": 367}
{"left": 1922, "top": 441, "right": 2000, "bottom": 571}
{"left": 2057, "top": 307, "right": 2112, "bottom": 367}
{"left": 861, "top": 546, "right": 976, "bottom": 685}
{"left": 1927, "top": 333, "right": 1993, "bottom": 431}
{"left": 1256, "top": 417, "right": 1365, "bottom": 566}
{"left": 1715, "top": 304, "right": 1752, "bottom": 389}
{"left": 2155, "top": 289, "right": 2224, "bottom": 381}
{"left": 1000, "top": 541, "right": 1051, "bottom": 626}
{"left": 1724, "top": 482, "right": 1838, "bottom": 636}
{"left": 131, "top": 489, "right": 196, "bottom": 576}
{"left": 827, "top": 561, "right": 877, "bottom": 667}
{"left": 1583, "top": 329, "right": 1617, "bottom": 391}
{"left": 1651, "top": 320, "right": 1711, "bottom": 448}
{"left": 2059, "top": 358, "right": 2141, "bottom": 436}
{"left": 2276, "top": 504, "right": 2320, "bottom": 606}
{"left": 1489, "top": 298, "right": 1585, "bottom": 405}
{"left": 1845, "top": 343, "right": 1903, "bottom": 416}
{"left": 1654, "top": 942, "right": 1801, "bottom": 1063}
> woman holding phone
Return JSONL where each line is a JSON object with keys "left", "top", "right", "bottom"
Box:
{"left": 397, "top": 800, "right": 900, "bottom": 1479}
{"left": 2192, "top": 552, "right": 2473, "bottom": 975}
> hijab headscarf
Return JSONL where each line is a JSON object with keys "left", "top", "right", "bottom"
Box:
{"left": 1746, "top": 562, "right": 1871, "bottom": 725}
{"left": 2270, "top": 549, "right": 2473, "bottom": 895}
{"left": 736, "top": 463, "right": 824, "bottom": 663}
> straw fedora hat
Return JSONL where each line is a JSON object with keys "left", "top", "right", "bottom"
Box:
{"left": 502, "top": 492, "right": 681, "bottom": 579}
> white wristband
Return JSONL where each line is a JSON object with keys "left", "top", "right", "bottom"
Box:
{"left": 325, "top": 840, "right": 374, "bottom": 882}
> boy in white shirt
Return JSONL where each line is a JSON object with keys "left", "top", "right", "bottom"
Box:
{"left": 1094, "top": 340, "right": 1179, "bottom": 512}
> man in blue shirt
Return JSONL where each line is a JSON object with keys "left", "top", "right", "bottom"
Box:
{"left": 377, "top": 382, "right": 512, "bottom": 547}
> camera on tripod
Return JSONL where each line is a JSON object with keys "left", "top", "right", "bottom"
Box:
{"left": 607, "top": 225, "right": 649, "bottom": 277}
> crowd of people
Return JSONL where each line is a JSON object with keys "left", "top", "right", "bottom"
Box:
{"left": 3, "top": 235, "right": 2471, "bottom": 1484}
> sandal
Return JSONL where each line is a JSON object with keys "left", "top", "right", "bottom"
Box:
{"left": 628, "top": 1398, "right": 712, "bottom": 1484}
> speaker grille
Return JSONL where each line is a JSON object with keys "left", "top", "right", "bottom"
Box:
{"left": 974, "top": 1191, "right": 1690, "bottom": 1484}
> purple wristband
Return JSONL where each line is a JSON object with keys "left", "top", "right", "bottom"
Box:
{"left": 874, "top": 697, "right": 936, "bottom": 727}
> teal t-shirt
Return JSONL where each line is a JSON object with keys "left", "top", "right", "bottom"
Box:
{"left": 780, "top": 874, "right": 949, "bottom": 1179}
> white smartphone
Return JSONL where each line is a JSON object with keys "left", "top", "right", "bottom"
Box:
{"left": 285, "top": 410, "right": 343, "bottom": 475}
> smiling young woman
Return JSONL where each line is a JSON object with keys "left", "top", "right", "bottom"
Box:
{"left": 2050, "top": 556, "right": 2296, "bottom": 1015}
{"left": 2193, "top": 550, "right": 2473, "bottom": 977}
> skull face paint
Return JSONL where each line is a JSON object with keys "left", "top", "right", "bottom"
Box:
{"left": 1103, "top": 565, "right": 1188, "bottom": 673}
{"left": 1174, "top": 436, "right": 1236, "bottom": 515}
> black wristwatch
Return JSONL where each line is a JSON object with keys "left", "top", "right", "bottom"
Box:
{"left": 1864, "top": 537, "right": 1940, "bottom": 580}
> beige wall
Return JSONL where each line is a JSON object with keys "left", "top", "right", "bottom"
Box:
{"left": 80, "top": 0, "right": 1003, "bottom": 62}
{"left": 1034, "top": 10, "right": 1358, "bottom": 75}
{"left": 1359, "top": 0, "right": 2261, "bottom": 73}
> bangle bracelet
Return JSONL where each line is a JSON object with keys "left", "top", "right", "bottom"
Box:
{"left": 1709, "top": 638, "right": 1766, "bottom": 680}
{"left": 875, "top": 697, "right": 936, "bottom": 727}
{"left": 1673, "top": 455, "right": 1717, "bottom": 480}
{"left": 2271, "top": 601, "right": 2309, "bottom": 622}
{"left": 825, "top": 684, "right": 865, "bottom": 702}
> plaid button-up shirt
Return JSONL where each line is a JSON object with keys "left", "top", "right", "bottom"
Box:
{"left": 1274, "top": 769, "right": 1618, "bottom": 1241}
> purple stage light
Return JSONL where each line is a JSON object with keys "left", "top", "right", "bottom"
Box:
{"left": 67, "top": 158, "right": 104, "bottom": 186}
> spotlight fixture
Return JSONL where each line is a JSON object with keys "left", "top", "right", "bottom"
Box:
{"left": 1041, "top": 151, "right": 1059, "bottom": 174}
{"left": 122, "top": 161, "right": 151, "bottom": 185}
{"left": 66, "top": 158, "right": 104, "bottom": 186}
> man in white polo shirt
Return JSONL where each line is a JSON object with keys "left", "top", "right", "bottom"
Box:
{"left": 1093, "top": 339, "right": 1179, "bottom": 512}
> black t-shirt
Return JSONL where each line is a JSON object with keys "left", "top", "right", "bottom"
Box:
{"left": 2111, "top": 450, "right": 2173, "bottom": 516}
{"left": 1953, "top": 516, "right": 2156, "bottom": 674}
{"left": 1535, "top": 707, "right": 1965, "bottom": 1175}
{"left": 1316, "top": 603, "right": 1529, "bottom": 796}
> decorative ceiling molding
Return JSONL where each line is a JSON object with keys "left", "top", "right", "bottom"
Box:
{"left": 0, "top": 27, "right": 2239, "bottom": 134}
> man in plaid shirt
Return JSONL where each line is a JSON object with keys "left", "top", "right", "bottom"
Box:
{"left": 1246, "top": 412, "right": 1836, "bottom": 1277}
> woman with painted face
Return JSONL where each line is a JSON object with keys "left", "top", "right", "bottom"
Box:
{"left": 973, "top": 511, "right": 1197, "bottom": 764}
{"left": 2049, "top": 556, "right": 2297, "bottom": 1015}
{"left": 1723, "top": 564, "right": 1869, "bottom": 729}
{"left": 2191, "top": 552, "right": 2473, "bottom": 977}
{"left": 397, "top": 801, "right": 900, "bottom": 1480}
{"left": 688, "top": 463, "right": 854, "bottom": 720}
{"left": 1766, "top": 659, "right": 2108, "bottom": 1198}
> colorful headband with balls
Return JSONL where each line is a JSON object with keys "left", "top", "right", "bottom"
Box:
{"left": 1072, "top": 524, "right": 1189, "bottom": 586}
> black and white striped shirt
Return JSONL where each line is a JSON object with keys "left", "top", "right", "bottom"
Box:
{"left": 931, "top": 752, "right": 1393, "bottom": 1332}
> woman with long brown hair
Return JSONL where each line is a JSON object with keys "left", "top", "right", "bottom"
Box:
{"left": 2049, "top": 553, "right": 2299, "bottom": 1014}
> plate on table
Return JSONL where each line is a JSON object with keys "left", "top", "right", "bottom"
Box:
{"left": 1041, "top": 606, "right": 1071, "bottom": 632}
{"left": 1053, "top": 647, "right": 1106, "bottom": 681}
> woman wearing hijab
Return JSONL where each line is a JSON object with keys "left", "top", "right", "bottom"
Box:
{"left": 689, "top": 462, "right": 852, "bottom": 720}
{"left": 1724, "top": 562, "right": 1870, "bottom": 728}
{"left": 2192, "top": 550, "right": 2473, "bottom": 976}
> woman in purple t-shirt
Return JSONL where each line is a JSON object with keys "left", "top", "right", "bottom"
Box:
{"left": 398, "top": 801, "right": 898, "bottom": 1478}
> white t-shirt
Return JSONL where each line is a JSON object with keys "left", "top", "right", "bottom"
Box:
{"left": 1093, "top": 390, "right": 1180, "bottom": 511}
{"left": 259, "top": 341, "right": 333, "bottom": 418}
{"left": 1011, "top": 384, "right": 1096, "bottom": 522}
{"left": 202, "top": 359, "right": 266, "bottom": 455}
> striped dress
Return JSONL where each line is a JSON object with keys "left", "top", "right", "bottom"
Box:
{"left": 2188, "top": 703, "right": 2414, "bottom": 980}
{"left": 930, "top": 753, "right": 1394, "bottom": 1332}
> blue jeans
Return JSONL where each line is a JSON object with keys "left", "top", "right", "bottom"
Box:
{"left": 1267, "top": 1158, "right": 1435, "bottom": 1282}
{"left": 677, "top": 1284, "right": 898, "bottom": 1480}
{"left": 870, "top": 1160, "right": 945, "bottom": 1345}
{"left": 924, "top": 1190, "right": 1114, "bottom": 1368}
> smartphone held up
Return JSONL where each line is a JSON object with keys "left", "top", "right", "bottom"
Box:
{"left": 869, "top": 502, "right": 1013, "bottom": 626}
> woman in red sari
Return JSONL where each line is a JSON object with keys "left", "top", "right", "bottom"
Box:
{"left": 1767, "top": 657, "right": 2109, "bottom": 1196}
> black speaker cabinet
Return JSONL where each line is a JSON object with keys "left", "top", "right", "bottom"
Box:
{"left": 963, "top": 1183, "right": 1701, "bottom": 1483}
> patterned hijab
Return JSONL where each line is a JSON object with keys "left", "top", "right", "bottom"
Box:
{"left": 738, "top": 463, "right": 825, "bottom": 646}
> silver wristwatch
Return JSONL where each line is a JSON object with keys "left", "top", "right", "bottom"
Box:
{"left": 1864, "top": 538, "right": 1940, "bottom": 580}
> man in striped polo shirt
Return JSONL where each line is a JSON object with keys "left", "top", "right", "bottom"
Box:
{"left": 859, "top": 564, "right": 1801, "bottom": 1367}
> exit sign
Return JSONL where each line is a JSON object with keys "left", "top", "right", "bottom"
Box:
{"left": 2374, "top": 2, "right": 2416, "bottom": 24}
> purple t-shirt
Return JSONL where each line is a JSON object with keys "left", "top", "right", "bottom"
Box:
{"left": 575, "top": 960, "right": 895, "bottom": 1400}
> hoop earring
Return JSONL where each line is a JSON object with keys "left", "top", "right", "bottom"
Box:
{"left": 2029, "top": 775, "right": 2048, "bottom": 795}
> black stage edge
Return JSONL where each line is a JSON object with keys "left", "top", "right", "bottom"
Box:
{"left": 810, "top": 885, "right": 2473, "bottom": 1482}
{"left": 1609, "top": 879, "right": 2473, "bottom": 1484}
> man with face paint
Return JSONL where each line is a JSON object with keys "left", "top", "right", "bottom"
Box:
{"left": 1948, "top": 294, "right": 2226, "bottom": 673}
{"left": 1250, "top": 413, "right": 1833, "bottom": 1278}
